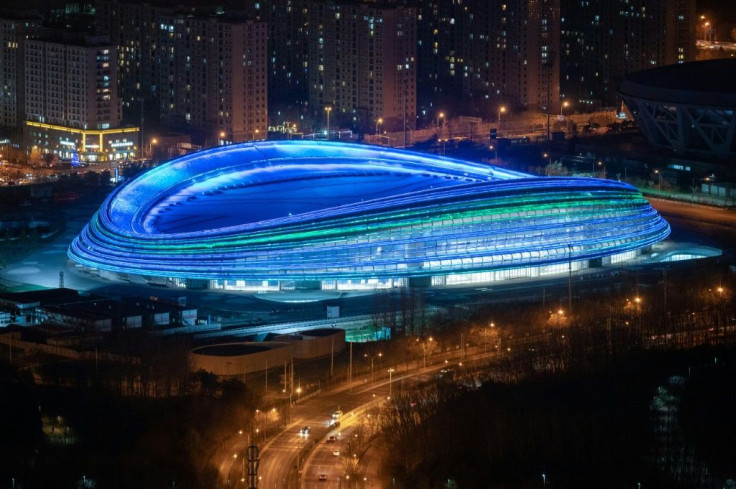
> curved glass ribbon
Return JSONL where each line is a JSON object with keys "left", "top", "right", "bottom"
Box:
{"left": 69, "top": 141, "right": 670, "bottom": 281}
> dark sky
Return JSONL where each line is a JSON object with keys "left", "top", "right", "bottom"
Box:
{"left": 698, "top": 0, "right": 736, "bottom": 23}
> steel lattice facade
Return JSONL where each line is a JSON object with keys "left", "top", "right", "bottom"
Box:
{"left": 620, "top": 59, "right": 736, "bottom": 160}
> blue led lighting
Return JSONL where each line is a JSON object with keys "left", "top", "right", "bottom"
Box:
{"left": 68, "top": 141, "right": 670, "bottom": 283}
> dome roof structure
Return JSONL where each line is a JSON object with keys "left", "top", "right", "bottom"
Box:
{"left": 620, "top": 59, "right": 736, "bottom": 160}
{"left": 68, "top": 141, "right": 670, "bottom": 290}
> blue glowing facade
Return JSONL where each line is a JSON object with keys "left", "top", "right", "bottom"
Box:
{"left": 69, "top": 141, "right": 670, "bottom": 291}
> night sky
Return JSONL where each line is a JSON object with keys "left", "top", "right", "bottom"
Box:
{"left": 698, "top": 0, "right": 736, "bottom": 23}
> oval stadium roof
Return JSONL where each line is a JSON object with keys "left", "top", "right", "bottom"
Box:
{"left": 620, "top": 59, "right": 736, "bottom": 106}
{"left": 68, "top": 141, "right": 670, "bottom": 283}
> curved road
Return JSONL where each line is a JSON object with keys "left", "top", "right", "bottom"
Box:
{"left": 222, "top": 353, "right": 471, "bottom": 489}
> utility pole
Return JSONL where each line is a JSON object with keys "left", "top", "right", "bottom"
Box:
{"left": 663, "top": 268, "right": 668, "bottom": 311}
{"left": 403, "top": 62, "right": 409, "bottom": 148}
{"left": 247, "top": 429, "right": 260, "bottom": 489}
{"left": 568, "top": 244, "right": 573, "bottom": 318}
{"left": 348, "top": 342, "right": 353, "bottom": 384}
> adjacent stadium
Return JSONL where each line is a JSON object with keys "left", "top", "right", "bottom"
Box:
{"left": 68, "top": 141, "right": 670, "bottom": 292}
{"left": 620, "top": 58, "right": 736, "bottom": 160}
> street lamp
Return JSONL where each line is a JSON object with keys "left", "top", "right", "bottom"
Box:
{"left": 364, "top": 353, "right": 380, "bottom": 384}
{"left": 387, "top": 368, "right": 395, "bottom": 397}
{"left": 375, "top": 117, "right": 383, "bottom": 136}
{"left": 717, "top": 286, "right": 725, "bottom": 335}
{"left": 567, "top": 244, "right": 573, "bottom": 317}
{"left": 149, "top": 138, "right": 158, "bottom": 159}
{"left": 498, "top": 106, "right": 507, "bottom": 132}
{"left": 437, "top": 112, "right": 445, "bottom": 129}
{"left": 561, "top": 100, "right": 571, "bottom": 132}
{"left": 655, "top": 169, "right": 662, "bottom": 191}
{"left": 423, "top": 337, "right": 434, "bottom": 368}
{"left": 325, "top": 106, "right": 333, "bottom": 140}
{"left": 253, "top": 128, "right": 260, "bottom": 141}
{"left": 560, "top": 100, "right": 569, "bottom": 118}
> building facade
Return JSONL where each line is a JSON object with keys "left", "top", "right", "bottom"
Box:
{"left": 305, "top": 1, "right": 417, "bottom": 134}
{"left": 95, "top": 2, "right": 268, "bottom": 145}
{"left": 416, "top": 0, "right": 560, "bottom": 120}
{"left": 23, "top": 34, "right": 139, "bottom": 162}
{"left": 0, "top": 10, "right": 41, "bottom": 131}
{"left": 560, "top": 0, "right": 696, "bottom": 108}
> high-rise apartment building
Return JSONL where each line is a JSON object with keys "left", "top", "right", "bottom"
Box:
{"left": 23, "top": 33, "right": 138, "bottom": 162}
{"left": 0, "top": 10, "right": 41, "bottom": 131}
{"left": 264, "top": 0, "right": 416, "bottom": 134}
{"left": 560, "top": 0, "right": 696, "bottom": 107}
{"left": 95, "top": 2, "right": 268, "bottom": 144}
{"left": 25, "top": 35, "right": 121, "bottom": 129}
{"left": 305, "top": 1, "right": 417, "bottom": 133}
{"left": 416, "top": 0, "right": 560, "bottom": 119}
{"left": 265, "top": 0, "right": 310, "bottom": 123}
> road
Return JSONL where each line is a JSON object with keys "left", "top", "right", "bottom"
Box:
{"left": 222, "top": 353, "right": 468, "bottom": 489}
{"left": 649, "top": 198, "right": 736, "bottom": 260}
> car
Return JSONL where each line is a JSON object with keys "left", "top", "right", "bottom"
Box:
{"left": 438, "top": 368, "right": 454, "bottom": 378}
{"left": 332, "top": 450, "right": 340, "bottom": 457}
{"left": 300, "top": 426, "right": 310, "bottom": 435}
{"left": 332, "top": 410, "right": 343, "bottom": 419}
{"left": 318, "top": 474, "right": 327, "bottom": 481}
{"left": 327, "top": 435, "right": 336, "bottom": 443}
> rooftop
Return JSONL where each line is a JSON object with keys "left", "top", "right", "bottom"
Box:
{"left": 621, "top": 59, "right": 736, "bottom": 106}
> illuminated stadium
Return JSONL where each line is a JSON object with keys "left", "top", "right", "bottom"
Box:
{"left": 68, "top": 141, "right": 670, "bottom": 292}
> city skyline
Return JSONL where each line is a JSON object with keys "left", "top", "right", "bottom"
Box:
{"left": 0, "top": 0, "right": 714, "bottom": 161}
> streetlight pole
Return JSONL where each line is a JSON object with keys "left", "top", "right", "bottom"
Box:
{"left": 560, "top": 100, "right": 569, "bottom": 118}
{"left": 364, "top": 353, "right": 376, "bottom": 384}
{"left": 348, "top": 341, "right": 353, "bottom": 385}
{"left": 423, "top": 338, "right": 432, "bottom": 368}
{"left": 388, "top": 368, "right": 394, "bottom": 397}
{"left": 498, "top": 106, "right": 506, "bottom": 133}
{"left": 149, "top": 138, "right": 158, "bottom": 160}
{"left": 325, "top": 106, "right": 332, "bottom": 140}
{"left": 568, "top": 244, "right": 573, "bottom": 318}
{"left": 370, "top": 356, "right": 374, "bottom": 384}
{"left": 375, "top": 118, "right": 382, "bottom": 138}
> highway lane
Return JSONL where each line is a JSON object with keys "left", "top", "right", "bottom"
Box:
{"left": 225, "top": 352, "right": 482, "bottom": 489}
{"left": 649, "top": 198, "right": 736, "bottom": 259}
{"left": 225, "top": 379, "right": 392, "bottom": 489}
{"left": 224, "top": 310, "right": 736, "bottom": 489}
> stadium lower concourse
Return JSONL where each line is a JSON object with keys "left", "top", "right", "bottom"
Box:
{"left": 68, "top": 141, "right": 671, "bottom": 293}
